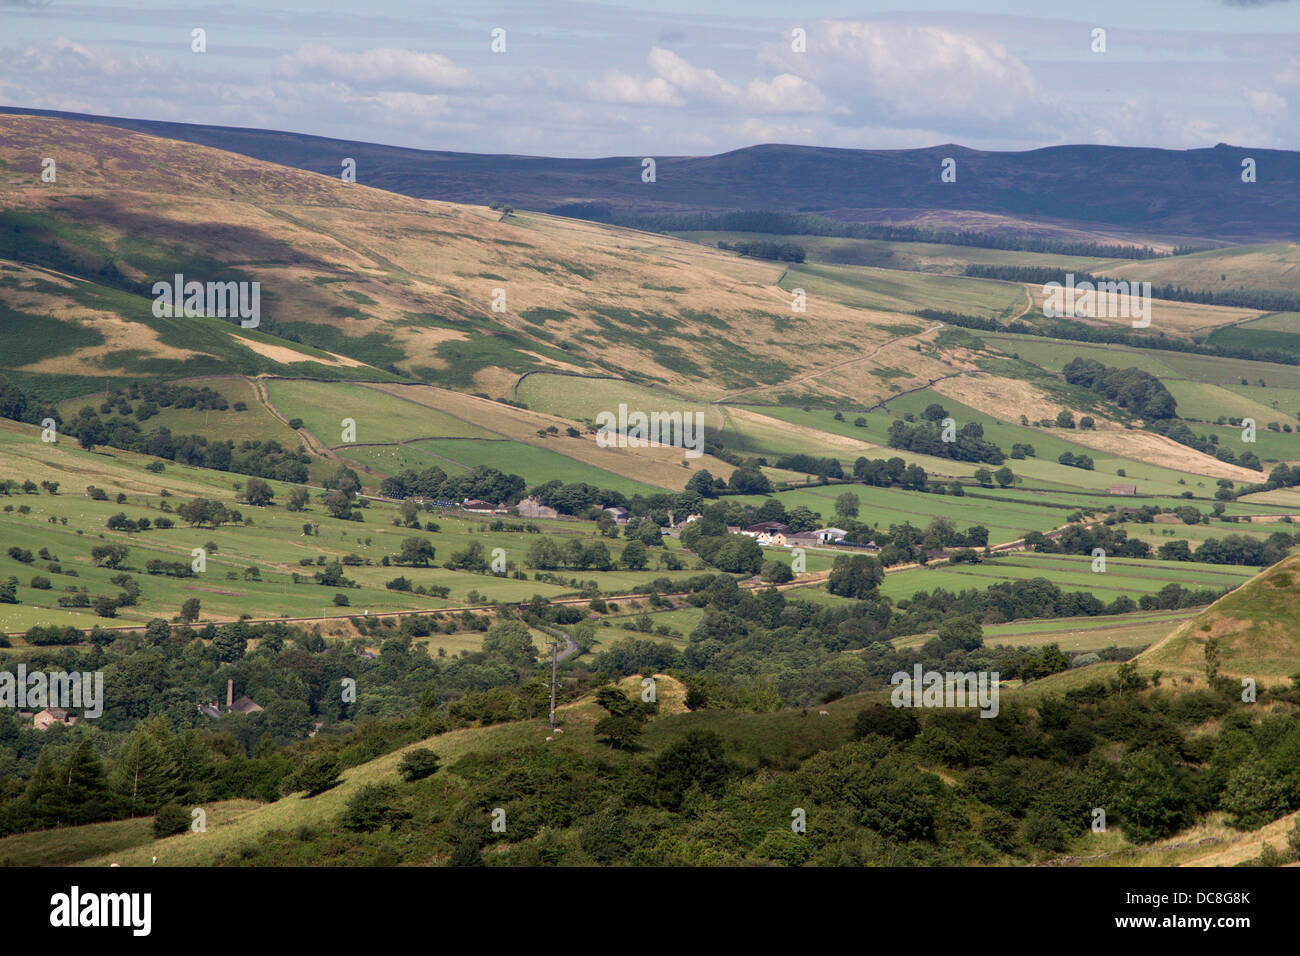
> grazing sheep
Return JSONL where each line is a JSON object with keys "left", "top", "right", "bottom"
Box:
{"left": 818, "top": 710, "right": 829, "bottom": 716}
{"left": 545, "top": 736, "right": 553, "bottom": 742}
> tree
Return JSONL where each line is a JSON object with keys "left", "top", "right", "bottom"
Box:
{"left": 286, "top": 488, "right": 310, "bottom": 512}
{"left": 827, "top": 554, "right": 884, "bottom": 599}
{"left": 594, "top": 715, "right": 642, "bottom": 750}
{"left": 113, "top": 717, "right": 182, "bottom": 815}
{"left": 761, "top": 559, "right": 793, "bottom": 583}
{"left": 525, "top": 537, "right": 562, "bottom": 569}
{"left": 481, "top": 619, "right": 538, "bottom": 669}
{"left": 399, "top": 499, "right": 420, "bottom": 527}
{"left": 1114, "top": 749, "right": 1189, "bottom": 843}
{"left": 653, "top": 730, "right": 730, "bottom": 809}
{"left": 342, "top": 783, "right": 410, "bottom": 832}
{"left": 1204, "top": 636, "right": 1222, "bottom": 683}
{"left": 1055, "top": 409, "right": 1076, "bottom": 429}
{"left": 685, "top": 469, "right": 718, "bottom": 498}
{"left": 620, "top": 540, "right": 648, "bottom": 570}
{"left": 993, "top": 466, "right": 1014, "bottom": 488}
{"left": 973, "top": 468, "right": 993, "bottom": 487}
{"left": 324, "top": 489, "right": 354, "bottom": 519}
{"left": 145, "top": 617, "right": 172, "bottom": 645}
{"left": 91, "top": 543, "right": 129, "bottom": 569}
{"left": 325, "top": 465, "right": 362, "bottom": 496}
{"left": 293, "top": 756, "right": 342, "bottom": 797}
{"left": 727, "top": 466, "right": 771, "bottom": 494}
{"left": 179, "top": 598, "right": 201, "bottom": 623}
{"left": 398, "top": 749, "right": 441, "bottom": 782}
{"left": 213, "top": 624, "right": 247, "bottom": 662}
{"left": 937, "top": 615, "right": 983, "bottom": 652}
{"left": 243, "top": 477, "right": 274, "bottom": 506}
{"left": 92, "top": 595, "right": 119, "bottom": 618}
{"left": 153, "top": 802, "right": 191, "bottom": 838}
{"left": 834, "top": 492, "right": 860, "bottom": 520}
{"left": 61, "top": 739, "right": 111, "bottom": 825}
{"left": 395, "top": 536, "right": 436, "bottom": 566}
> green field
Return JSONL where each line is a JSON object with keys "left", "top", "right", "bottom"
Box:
{"left": 879, "top": 552, "right": 1256, "bottom": 602}
{"left": 267, "top": 380, "right": 498, "bottom": 444}
{"left": 779, "top": 261, "right": 1024, "bottom": 319}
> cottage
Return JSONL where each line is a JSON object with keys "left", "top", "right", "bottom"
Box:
{"left": 603, "top": 506, "right": 630, "bottom": 524}
{"left": 230, "top": 696, "right": 264, "bottom": 715}
{"left": 784, "top": 532, "right": 820, "bottom": 548}
{"left": 1109, "top": 483, "right": 1137, "bottom": 496}
{"left": 760, "top": 531, "right": 792, "bottom": 547}
{"left": 516, "top": 496, "right": 558, "bottom": 519}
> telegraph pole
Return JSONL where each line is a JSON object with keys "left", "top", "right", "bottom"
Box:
{"left": 545, "top": 637, "right": 560, "bottom": 729}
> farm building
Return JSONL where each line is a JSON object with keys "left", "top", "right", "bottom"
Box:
{"left": 33, "top": 707, "right": 76, "bottom": 731}
{"left": 1109, "top": 483, "right": 1137, "bottom": 496}
{"left": 516, "top": 496, "right": 558, "bottom": 519}
{"left": 784, "top": 532, "right": 820, "bottom": 548}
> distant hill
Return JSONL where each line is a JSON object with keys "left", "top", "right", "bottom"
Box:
{"left": 3, "top": 106, "right": 1299, "bottom": 244}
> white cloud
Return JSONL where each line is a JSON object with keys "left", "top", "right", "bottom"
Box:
{"left": 587, "top": 71, "right": 684, "bottom": 106}
{"left": 783, "top": 21, "right": 1045, "bottom": 125}
{"left": 1245, "top": 88, "right": 1287, "bottom": 117}
{"left": 13, "top": 36, "right": 161, "bottom": 78}
{"left": 276, "top": 42, "right": 474, "bottom": 92}
{"left": 586, "top": 47, "right": 824, "bottom": 114}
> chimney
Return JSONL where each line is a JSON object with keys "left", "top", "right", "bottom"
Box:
{"left": 227, "top": 679, "right": 233, "bottom": 711}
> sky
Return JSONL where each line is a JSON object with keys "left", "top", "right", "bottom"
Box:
{"left": 1, "top": 0, "right": 1298, "bottom": 157}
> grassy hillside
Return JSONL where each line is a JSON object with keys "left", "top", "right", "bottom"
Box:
{"left": 1139, "top": 553, "right": 1300, "bottom": 681}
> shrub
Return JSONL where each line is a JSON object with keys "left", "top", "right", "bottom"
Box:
{"left": 398, "top": 748, "right": 441, "bottom": 782}
{"left": 153, "top": 803, "right": 192, "bottom": 838}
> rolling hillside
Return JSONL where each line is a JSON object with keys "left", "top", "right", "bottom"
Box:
{"left": 5, "top": 107, "right": 1300, "bottom": 243}
{"left": 1139, "top": 553, "right": 1300, "bottom": 682}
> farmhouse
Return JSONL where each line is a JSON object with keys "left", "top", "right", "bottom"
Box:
{"left": 759, "top": 531, "right": 791, "bottom": 547}
{"left": 784, "top": 532, "right": 820, "bottom": 548}
{"left": 516, "top": 496, "right": 558, "bottom": 519}
{"left": 603, "top": 506, "right": 630, "bottom": 524}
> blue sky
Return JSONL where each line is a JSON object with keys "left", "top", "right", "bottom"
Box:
{"left": 1, "top": 0, "right": 1297, "bottom": 156}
